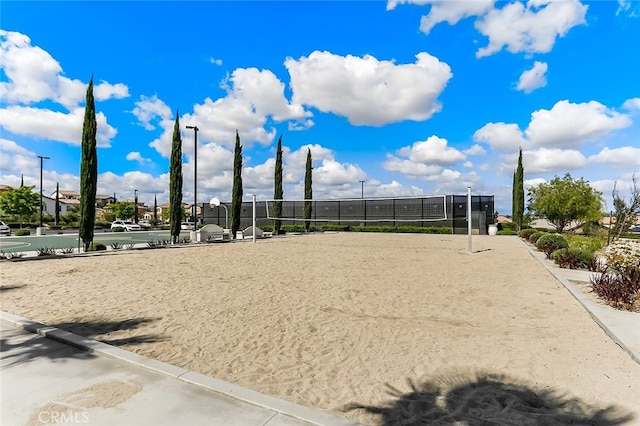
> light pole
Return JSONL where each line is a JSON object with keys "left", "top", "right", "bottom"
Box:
{"left": 359, "top": 180, "right": 365, "bottom": 198}
{"left": 186, "top": 125, "right": 199, "bottom": 229}
{"left": 37, "top": 155, "right": 50, "bottom": 228}
{"left": 134, "top": 189, "right": 138, "bottom": 224}
{"left": 209, "top": 197, "right": 228, "bottom": 229}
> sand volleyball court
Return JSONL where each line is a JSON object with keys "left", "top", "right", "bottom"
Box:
{"left": 1, "top": 233, "right": 639, "bottom": 424}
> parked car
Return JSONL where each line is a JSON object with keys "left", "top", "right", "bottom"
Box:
{"left": 181, "top": 222, "right": 195, "bottom": 230}
{"left": 111, "top": 220, "right": 141, "bottom": 232}
{"left": 0, "top": 221, "right": 10, "bottom": 236}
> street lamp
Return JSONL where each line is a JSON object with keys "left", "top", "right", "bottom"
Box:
{"left": 37, "top": 155, "right": 50, "bottom": 228}
{"left": 186, "top": 125, "right": 199, "bottom": 228}
{"left": 134, "top": 189, "right": 138, "bottom": 224}
{"left": 359, "top": 180, "right": 365, "bottom": 198}
{"left": 209, "top": 197, "right": 228, "bottom": 229}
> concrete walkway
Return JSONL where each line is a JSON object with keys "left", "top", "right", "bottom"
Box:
{"left": 0, "top": 312, "right": 360, "bottom": 426}
{"left": 519, "top": 239, "right": 640, "bottom": 364}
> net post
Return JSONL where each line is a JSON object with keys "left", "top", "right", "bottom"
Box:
{"left": 467, "top": 187, "right": 472, "bottom": 254}
{"left": 252, "top": 195, "right": 257, "bottom": 244}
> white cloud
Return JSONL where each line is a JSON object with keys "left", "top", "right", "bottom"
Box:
{"left": 525, "top": 147, "right": 587, "bottom": 173}
{"left": 475, "top": 0, "right": 588, "bottom": 58}
{"left": 475, "top": 101, "right": 632, "bottom": 154}
{"left": 473, "top": 122, "right": 527, "bottom": 152}
{"left": 126, "top": 152, "right": 152, "bottom": 165}
{"left": 94, "top": 81, "right": 129, "bottom": 101}
{"left": 397, "top": 135, "right": 466, "bottom": 165}
{"left": 210, "top": 57, "right": 223, "bottom": 66}
{"left": 0, "top": 106, "right": 117, "bottom": 147}
{"left": 383, "top": 155, "right": 444, "bottom": 177}
{"left": 388, "top": 1, "right": 587, "bottom": 58}
{"left": 372, "top": 180, "right": 424, "bottom": 197}
{"left": 0, "top": 138, "right": 35, "bottom": 174}
{"left": 386, "top": 0, "right": 495, "bottom": 35}
{"left": 132, "top": 95, "right": 172, "bottom": 131}
{"left": 148, "top": 69, "right": 313, "bottom": 158}
{"left": 0, "top": 30, "right": 129, "bottom": 108}
{"left": 622, "top": 97, "right": 640, "bottom": 111}
{"left": 418, "top": 0, "right": 495, "bottom": 34}
{"left": 382, "top": 135, "right": 466, "bottom": 181}
{"left": 463, "top": 144, "right": 486, "bottom": 156}
{"left": 588, "top": 147, "right": 640, "bottom": 168}
{"left": 285, "top": 50, "right": 452, "bottom": 126}
{"left": 526, "top": 100, "right": 631, "bottom": 148}
{"left": 314, "top": 159, "right": 366, "bottom": 186}
{"left": 225, "top": 67, "right": 312, "bottom": 123}
{"left": 616, "top": 0, "right": 640, "bottom": 17}
{"left": 516, "top": 61, "right": 548, "bottom": 94}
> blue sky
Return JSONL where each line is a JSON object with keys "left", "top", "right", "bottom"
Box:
{"left": 1, "top": 0, "right": 639, "bottom": 215}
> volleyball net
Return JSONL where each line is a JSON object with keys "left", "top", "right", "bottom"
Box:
{"left": 263, "top": 195, "right": 447, "bottom": 223}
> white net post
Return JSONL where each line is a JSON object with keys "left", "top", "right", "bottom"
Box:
{"left": 467, "top": 187, "right": 472, "bottom": 254}
{"left": 252, "top": 194, "right": 257, "bottom": 244}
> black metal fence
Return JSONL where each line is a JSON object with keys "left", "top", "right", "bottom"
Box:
{"left": 201, "top": 195, "right": 494, "bottom": 235}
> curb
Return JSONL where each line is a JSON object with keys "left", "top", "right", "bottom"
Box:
{"left": 0, "top": 310, "right": 361, "bottom": 426}
{"left": 518, "top": 239, "right": 640, "bottom": 365}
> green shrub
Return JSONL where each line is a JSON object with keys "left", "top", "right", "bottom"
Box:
{"left": 281, "top": 224, "right": 316, "bottom": 233}
{"left": 88, "top": 242, "right": 107, "bottom": 251}
{"left": 537, "top": 234, "right": 569, "bottom": 258}
{"left": 553, "top": 248, "right": 597, "bottom": 270}
{"left": 529, "top": 231, "right": 546, "bottom": 243}
{"left": 497, "top": 229, "right": 517, "bottom": 235}
{"left": 565, "top": 234, "right": 605, "bottom": 253}
{"left": 15, "top": 229, "right": 30, "bottom": 236}
{"left": 111, "top": 226, "right": 125, "bottom": 232}
{"left": 501, "top": 222, "right": 517, "bottom": 231}
{"left": 321, "top": 224, "right": 352, "bottom": 232}
{"left": 519, "top": 229, "right": 538, "bottom": 239}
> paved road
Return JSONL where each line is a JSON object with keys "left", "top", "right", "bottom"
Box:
{"left": 0, "top": 230, "right": 194, "bottom": 254}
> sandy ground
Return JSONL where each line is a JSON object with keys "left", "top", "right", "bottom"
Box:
{"left": 1, "top": 233, "right": 639, "bottom": 425}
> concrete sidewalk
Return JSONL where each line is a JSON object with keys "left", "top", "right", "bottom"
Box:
{"left": 0, "top": 313, "right": 361, "bottom": 426}
{"left": 519, "top": 239, "right": 640, "bottom": 365}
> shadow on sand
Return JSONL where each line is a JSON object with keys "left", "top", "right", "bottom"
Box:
{"left": 0, "top": 284, "right": 26, "bottom": 292}
{"left": 346, "top": 372, "right": 633, "bottom": 425}
{"left": 49, "top": 318, "right": 164, "bottom": 347}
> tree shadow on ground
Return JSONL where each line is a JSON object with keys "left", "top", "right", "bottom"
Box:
{"left": 1, "top": 330, "right": 96, "bottom": 366}
{"left": 346, "top": 372, "right": 634, "bottom": 425}
{"left": 49, "top": 318, "right": 164, "bottom": 347}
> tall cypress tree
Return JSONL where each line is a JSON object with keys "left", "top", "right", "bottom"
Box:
{"left": 153, "top": 193, "right": 158, "bottom": 224}
{"left": 273, "top": 135, "right": 283, "bottom": 235}
{"left": 231, "top": 130, "right": 243, "bottom": 238}
{"left": 303, "top": 148, "right": 312, "bottom": 231}
{"left": 55, "top": 182, "right": 60, "bottom": 226}
{"left": 79, "top": 77, "right": 98, "bottom": 252}
{"left": 513, "top": 148, "right": 525, "bottom": 232}
{"left": 169, "top": 112, "right": 183, "bottom": 243}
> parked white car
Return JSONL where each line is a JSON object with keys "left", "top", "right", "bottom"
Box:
{"left": 0, "top": 221, "right": 10, "bottom": 236}
{"left": 111, "top": 220, "right": 141, "bottom": 232}
{"left": 181, "top": 222, "right": 195, "bottom": 230}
